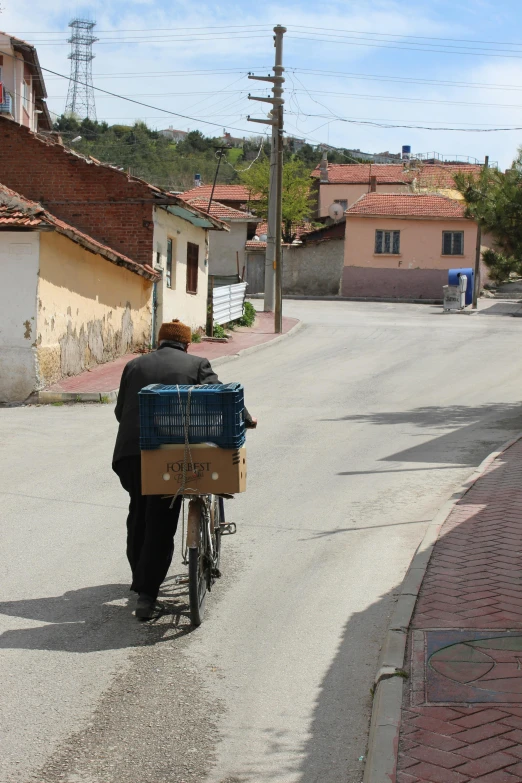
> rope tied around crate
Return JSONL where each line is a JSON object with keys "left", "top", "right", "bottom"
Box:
{"left": 166, "top": 385, "right": 198, "bottom": 509}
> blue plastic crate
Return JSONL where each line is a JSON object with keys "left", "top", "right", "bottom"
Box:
{"left": 139, "top": 383, "right": 246, "bottom": 450}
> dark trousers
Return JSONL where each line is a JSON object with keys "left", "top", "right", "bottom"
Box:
{"left": 114, "top": 456, "right": 182, "bottom": 600}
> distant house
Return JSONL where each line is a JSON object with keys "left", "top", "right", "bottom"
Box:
{"left": 180, "top": 196, "right": 260, "bottom": 279}
{"left": 180, "top": 184, "right": 260, "bottom": 212}
{"left": 311, "top": 159, "right": 483, "bottom": 219}
{"left": 0, "top": 30, "right": 52, "bottom": 132}
{"left": 0, "top": 117, "right": 227, "bottom": 357}
{"left": 220, "top": 131, "right": 244, "bottom": 148}
{"left": 159, "top": 127, "right": 188, "bottom": 143}
{"left": 285, "top": 136, "right": 306, "bottom": 152}
{"left": 343, "top": 193, "right": 479, "bottom": 300}
{"left": 0, "top": 184, "right": 159, "bottom": 402}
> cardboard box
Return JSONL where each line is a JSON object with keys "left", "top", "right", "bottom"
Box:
{"left": 141, "top": 445, "right": 247, "bottom": 495}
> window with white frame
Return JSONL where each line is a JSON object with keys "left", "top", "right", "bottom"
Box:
{"left": 334, "top": 199, "right": 348, "bottom": 211}
{"left": 442, "top": 231, "right": 464, "bottom": 255}
{"left": 375, "top": 229, "right": 400, "bottom": 254}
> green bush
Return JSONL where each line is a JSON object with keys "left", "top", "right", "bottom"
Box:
{"left": 237, "top": 301, "right": 257, "bottom": 327}
{"left": 191, "top": 330, "right": 202, "bottom": 343}
{"left": 213, "top": 323, "right": 227, "bottom": 339}
{"left": 482, "top": 248, "right": 522, "bottom": 285}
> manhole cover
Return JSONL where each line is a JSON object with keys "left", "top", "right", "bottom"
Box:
{"left": 425, "top": 630, "right": 522, "bottom": 704}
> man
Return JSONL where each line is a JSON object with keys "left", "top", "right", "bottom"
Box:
{"left": 113, "top": 318, "right": 255, "bottom": 620}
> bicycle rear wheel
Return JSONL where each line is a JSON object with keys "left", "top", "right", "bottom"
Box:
{"left": 187, "top": 496, "right": 222, "bottom": 627}
{"left": 188, "top": 545, "right": 206, "bottom": 627}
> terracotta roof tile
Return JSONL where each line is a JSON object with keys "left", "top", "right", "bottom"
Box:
{"left": 312, "top": 162, "right": 482, "bottom": 186}
{"left": 180, "top": 184, "right": 259, "bottom": 202}
{"left": 0, "top": 183, "right": 159, "bottom": 280}
{"left": 179, "top": 196, "right": 256, "bottom": 221}
{"left": 346, "top": 193, "right": 467, "bottom": 218}
{"left": 312, "top": 163, "right": 409, "bottom": 184}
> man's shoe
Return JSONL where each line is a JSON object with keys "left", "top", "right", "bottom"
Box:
{"left": 136, "top": 593, "right": 156, "bottom": 620}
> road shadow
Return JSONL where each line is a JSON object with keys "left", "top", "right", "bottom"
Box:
{"left": 478, "top": 302, "right": 522, "bottom": 315}
{"left": 298, "top": 439, "right": 522, "bottom": 783}
{"left": 323, "top": 402, "right": 522, "bottom": 466}
{"left": 0, "top": 576, "right": 195, "bottom": 653}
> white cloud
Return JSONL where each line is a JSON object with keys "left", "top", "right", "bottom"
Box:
{"left": 1, "top": 0, "right": 520, "bottom": 166}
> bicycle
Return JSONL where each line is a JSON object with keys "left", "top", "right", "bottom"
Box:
{"left": 184, "top": 493, "right": 236, "bottom": 626}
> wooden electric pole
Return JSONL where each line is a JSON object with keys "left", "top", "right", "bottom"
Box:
{"left": 247, "top": 25, "right": 286, "bottom": 331}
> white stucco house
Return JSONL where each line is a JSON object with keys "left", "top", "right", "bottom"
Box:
{"left": 151, "top": 201, "right": 228, "bottom": 341}
{"left": 179, "top": 195, "right": 259, "bottom": 280}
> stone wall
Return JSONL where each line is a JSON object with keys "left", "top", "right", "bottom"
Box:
{"left": 283, "top": 239, "right": 344, "bottom": 296}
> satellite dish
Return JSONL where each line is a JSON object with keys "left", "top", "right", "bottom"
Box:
{"left": 259, "top": 233, "right": 268, "bottom": 242}
{"left": 328, "top": 202, "right": 345, "bottom": 221}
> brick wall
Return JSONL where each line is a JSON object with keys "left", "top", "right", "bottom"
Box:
{"left": 0, "top": 117, "right": 157, "bottom": 264}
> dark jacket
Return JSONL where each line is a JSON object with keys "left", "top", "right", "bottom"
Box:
{"left": 113, "top": 342, "right": 221, "bottom": 467}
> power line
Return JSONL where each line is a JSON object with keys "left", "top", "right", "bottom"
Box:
{"left": 12, "top": 23, "right": 522, "bottom": 48}
{"left": 11, "top": 24, "right": 271, "bottom": 34}
{"left": 285, "top": 112, "right": 522, "bottom": 131}
{"left": 286, "top": 34, "right": 522, "bottom": 59}
{"left": 292, "top": 89, "right": 522, "bottom": 111}
{"left": 44, "top": 88, "right": 522, "bottom": 110}
{"left": 42, "top": 66, "right": 522, "bottom": 94}
{"left": 291, "top": 25, "right": 522, "bottom": 50}
{"left": 39, "top": 63, "right": 269, "bottom": 136}
{"left": 292, "top": 68, "right": 522, "bottom": 93}
{"left": 24, "top": 33, "right": 273, "bottom": 46}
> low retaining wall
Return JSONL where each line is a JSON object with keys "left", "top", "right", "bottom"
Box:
{"left": 342, "top": 267, "right": 447, "bottom": 300}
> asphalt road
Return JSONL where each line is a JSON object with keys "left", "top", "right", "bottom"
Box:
{"left": 2, "top": 301, "right": 522, "bottom": 783}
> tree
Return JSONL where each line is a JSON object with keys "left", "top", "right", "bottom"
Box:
{"left": 455, "top": 153, "right": 522, "bottom": 284}
{"left": 239, "top": 157, "right": 312, "bottom": 242}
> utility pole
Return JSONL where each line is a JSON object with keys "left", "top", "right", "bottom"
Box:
{"left": 247, "top": 25, "right": 286, "bottom": 329}
{"left": 208, "top": 146, "right": 228, "bottom": 214}
{"left": 472, "top": 155, "right": 489, "bottom": 309}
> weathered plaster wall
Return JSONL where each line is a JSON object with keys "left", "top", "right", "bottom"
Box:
{"left": 0, "top": 232, "right": 39, "bottom": 402}
{"left": 283, "top": 240, "right": 344, "bottom": 296}
{"left": 37, "top": 231, "right": 152, "bottom": 386}
{"left": 208, "top": 222, "right": 247, "bottom": 277}
{"left": 153, "top": 207, "right": 209, "bottom": 335}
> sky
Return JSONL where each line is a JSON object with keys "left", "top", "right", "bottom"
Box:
{"left": 2, "top": 0, "right": 522, "bottom": 168}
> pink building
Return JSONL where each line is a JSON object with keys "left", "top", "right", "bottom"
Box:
{"left": 343, "top": 193, "right": 478, "bottom": 300}
{"left": 0, "top": 31, "right": 52, "bottom": 132}
{"left": 312, "top": 160, "right": 483, "bottom": 219}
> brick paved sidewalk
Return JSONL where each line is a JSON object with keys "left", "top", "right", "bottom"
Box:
{"left": 43, "top": 312, "right": 298, "bottom": 396}
{"left": 397, "top": 437, "right": 522, "bottom": 783}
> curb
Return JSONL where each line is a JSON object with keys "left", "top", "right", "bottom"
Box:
{"left": 35, "top": 390, "right": 118, "bottom": 404}
{"left": 363, "top": 431, "right": 522, "bottom": 783}
{"left": 35, "top": 320, "right": 304, "bottom": 404}
{"left": 211, "top": 319, "right": 304, "bottom": 369}
{"left": 248, "top": 294, "right": 443, "bottom": 305}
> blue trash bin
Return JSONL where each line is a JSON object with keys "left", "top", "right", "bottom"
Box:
{"left": 448, "top": 268, "right": 474, "bottom": 306}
